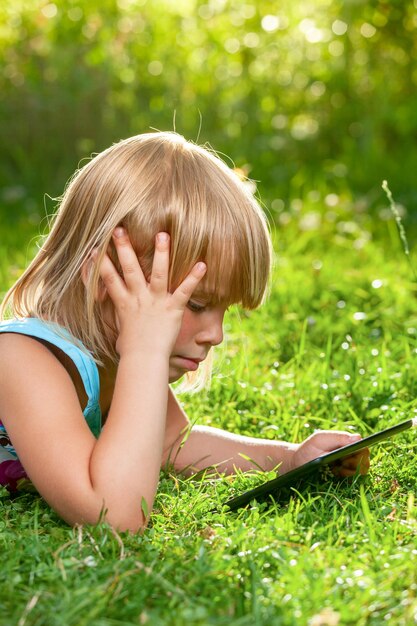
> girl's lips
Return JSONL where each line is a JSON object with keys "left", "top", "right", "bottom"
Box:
{"left": 172, "top": 356, "right": 202, "bottom": 371}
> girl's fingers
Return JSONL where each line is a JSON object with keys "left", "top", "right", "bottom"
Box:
{"left": 311, "top": 431, "right": 362, "bottom": 452}
{"left": 111, "top": 230, "right": 206, "bottom": 305}
{"left": 343, "top": 449, "right": 370, "bottom": 468}
{"left": 93, "top": 251, "right": 126, "bottom": 303}
{"left": 106, "top": 229, "right": 207, "bottom": 310}
{"left": 172, "top": 262, "right": 207, "bottom": 307}
{"left": 112, "top": 227, "right": 146, "bottom": 290}
{"left": 332, "top": 466, "right": 357, "bottom": 477}
{"left": 331, "top": 449, "right": 370, "bottom": 477}
{"left": 344, "top": 449, "right": 370, "bottom": 475}
{"left": 149, "top": 233, "right": 170, "bottom": 293}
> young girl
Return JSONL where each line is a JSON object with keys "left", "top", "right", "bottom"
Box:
{"left": 0, "top": 132, "right": 369, "bottom": 532}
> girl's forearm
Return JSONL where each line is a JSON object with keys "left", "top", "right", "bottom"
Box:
{"left": 83, "top": 228, "right": 207, "bottom": 531}
{"left": 88, "top": 352, "right": 169, "bottom": 530}
{"left": 172, "top": 425, "right": 298, "bottom": 476}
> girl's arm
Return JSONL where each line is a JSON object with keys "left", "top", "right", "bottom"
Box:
{"left": 0, "top": 230, "right": 206, "bottom": 533}
{"left": 163, "top": 391, "right": 370, "bottom": 477}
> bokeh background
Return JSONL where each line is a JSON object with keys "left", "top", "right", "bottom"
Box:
{"left": 1, "top": 0, "right": 416, "bottom": 232}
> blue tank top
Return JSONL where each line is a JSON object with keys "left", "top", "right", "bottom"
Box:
{"left": 0, "top": 317, "right": 102, "bottom": 491}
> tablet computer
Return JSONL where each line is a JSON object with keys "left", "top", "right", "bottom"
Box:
{"left": 224, "top": 418, "right": 416, "bottom": 511}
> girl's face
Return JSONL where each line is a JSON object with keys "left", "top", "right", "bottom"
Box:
{"left": 169, "top": 291, "right": 228, "bottom": 382}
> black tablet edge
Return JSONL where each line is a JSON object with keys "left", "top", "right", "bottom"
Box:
{"left": 224, "top": 418, "right": 415, "bottom": 511}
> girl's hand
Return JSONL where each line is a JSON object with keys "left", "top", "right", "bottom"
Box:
{"left": 94, "top": 228, "right": 206, "bottom": 358}
{"left": 291, "top": 431, "right": 370, "bottom": 477}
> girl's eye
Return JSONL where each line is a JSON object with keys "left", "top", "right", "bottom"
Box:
{"left": 187, "top": 300, "right": 206, "bottom": 313}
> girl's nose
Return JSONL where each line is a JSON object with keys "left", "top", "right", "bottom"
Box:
{"left": 209, "top": 319, "right": 224, "bottom": 346}
{"left": 198, "top": 311, "right": 224, "bottom": 347}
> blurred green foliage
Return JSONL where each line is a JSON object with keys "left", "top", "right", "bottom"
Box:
{"left": 1, "top": 0, "right": 417, "bottom": 224}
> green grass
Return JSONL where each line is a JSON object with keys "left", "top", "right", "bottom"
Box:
{"left": 1, "top": 197, "right": 417, "bottom": 625}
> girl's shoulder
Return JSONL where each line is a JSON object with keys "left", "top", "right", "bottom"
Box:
{"left": 0, "top": 319, "right": 63, "bottom": 369}
{"left": 0, "top": 318, "right": 101, "bottom": 436}
{"left": 0, "top": 317, "right": 87, "bottom": 352}
{"left": 0, "top": 317, "right": 98, "bottom": 378}
{"left": 0, "top": 327, "right": 69, "bottom": 379}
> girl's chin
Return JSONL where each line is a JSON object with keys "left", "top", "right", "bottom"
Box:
{"left": 168, "top": 369, "right": 185, "bottom": 383}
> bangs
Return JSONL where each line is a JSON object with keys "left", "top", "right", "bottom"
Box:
{"left": 174, "top": 226, "right": 267, "bottom": 310}
{"left": 167, "top": 167, "right": 271, "bottom": 309}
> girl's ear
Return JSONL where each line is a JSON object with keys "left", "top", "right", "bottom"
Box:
{"left": 80, "top": 257, "right": 108, "bottom": 302}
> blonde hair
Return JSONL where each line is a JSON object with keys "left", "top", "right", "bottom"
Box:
{"left": 1, "top": 132, "right": 272, "bottom": 386}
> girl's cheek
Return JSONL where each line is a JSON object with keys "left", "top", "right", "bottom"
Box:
{"left": 177, "top": 310, "right": 192, "bottom": 335}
